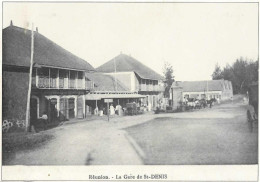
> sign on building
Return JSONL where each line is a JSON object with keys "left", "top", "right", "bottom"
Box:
{"left": 104, "top": 99, "right": 113, "bottom": 103}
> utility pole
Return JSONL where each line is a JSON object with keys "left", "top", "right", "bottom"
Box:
{"left": 206, "top": 80, "right": 209, "bottom": 100}
{"left": 25, "top": 23, "right": 34, "bottom": 132}
{"left": 114, "top": 57, "right": 117, "bottom": 91}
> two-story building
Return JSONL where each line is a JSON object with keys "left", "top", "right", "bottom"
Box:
{"left": 3, "top": 23, "right": 95, "bottom": 126}
{"left": 96, "top": 54, "right": 165, "bottom": 110}
{"left": 85, "top": 72, "right": 145, "bottom": 114}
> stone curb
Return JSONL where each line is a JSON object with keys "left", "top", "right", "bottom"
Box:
{"left": 122, "top": 130, "right": 146, "bottom": 162}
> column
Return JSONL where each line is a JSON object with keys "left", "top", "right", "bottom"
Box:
{"left": 36, "top": 68, "right": 39, "bottom": 88}
{"left": 83, "top": 95, "right": 86, "bottom": 118}
{"left": 74, "top": 96, "right": 77, "bottom": 118}
{"left": 57, "top": 96, "right": 60, "bottom": 117}
{"left": 57, "top": 69, "right": 60, "bottom": 89}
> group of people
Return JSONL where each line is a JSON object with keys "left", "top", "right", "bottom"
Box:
{"left": 94, "top": 104, "right": 124, "bottom": 116}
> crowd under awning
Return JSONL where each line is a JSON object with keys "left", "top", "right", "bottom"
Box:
{"left": 85, "top": 93, "right": 146, "bottom": 100}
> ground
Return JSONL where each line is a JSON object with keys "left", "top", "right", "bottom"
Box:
{"left": 3, "top": 95, "right": 258, "bottom": 165}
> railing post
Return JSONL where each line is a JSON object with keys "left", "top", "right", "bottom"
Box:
{"left": 76, "top": 71, "right": 79, "bottom": 89}
{"left": 57, "top": 69, "right": 59, "bottom": 89}
{"left": 49, "top": 68, "right": 51, "bottom": 88}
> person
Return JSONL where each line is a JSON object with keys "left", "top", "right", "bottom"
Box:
{"left": 110, "top": 104, "right": 115, "bottom": 115}
{"left": 115, "top": 104, "right": 123, "bottom": 115}
{"left": 94, "top": 106, "right": 99, "bottom": 115}
{"left": 209, "top": 99, "right": 212, "bottom": 108}
{"left": 40, "top": 113, "right": 48, "bottom": 130}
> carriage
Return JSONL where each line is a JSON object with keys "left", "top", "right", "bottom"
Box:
{"left": 247, "top": 82, "right": 258, "bottom": 122}
{"left": 125, "top": 102, "right": 143, "bottom": 115}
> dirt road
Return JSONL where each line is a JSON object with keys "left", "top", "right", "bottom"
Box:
{"left": 5, "top": 96, "right": 257, "bottom": 165}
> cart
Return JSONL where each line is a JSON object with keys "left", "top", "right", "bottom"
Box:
{"left": 126, "top": 103, "right": 137, "bottom": 115}
{"left": 247, "top": 82, "right": 258, "bottom": 122}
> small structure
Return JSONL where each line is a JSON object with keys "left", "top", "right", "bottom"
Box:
{"left": 169, "top": 82, "right": 183, "bottom": 110}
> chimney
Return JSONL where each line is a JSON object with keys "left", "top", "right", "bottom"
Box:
{"left": 10, "top": 20, "right": 13, "bottom": 26}
{"left": 36, "top": 27, "right": 38, "bottom": 32}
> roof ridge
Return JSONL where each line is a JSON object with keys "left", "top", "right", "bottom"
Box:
{"left": 3, "top": 24, "right": 95, "bottom": 71}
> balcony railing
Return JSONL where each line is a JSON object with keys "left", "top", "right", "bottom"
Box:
{"left": 32, "top": 68, "right": 86, "bottom": 90}
{"left": 85, "top": 80, "right": 94, "bottom": 90}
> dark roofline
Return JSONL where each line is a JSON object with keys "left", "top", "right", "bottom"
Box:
{"left": 3, "top": 25, "right": 95, "bottom": 72}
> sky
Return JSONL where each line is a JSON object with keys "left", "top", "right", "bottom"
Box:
{"left": 3, "top": 2, "right": 258, "bottom": 81}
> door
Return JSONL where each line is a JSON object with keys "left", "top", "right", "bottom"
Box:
{"left": 68, "top": 98, "right": 75, "bottom": 118}
{"left": 77, "top": 96, "right": 84, "bottom": 118}
{"left": 60, "top": 98, "right": 68, "bottom": 121}
{"left": 49, "top": 98, "right": 58, "bottom": 122}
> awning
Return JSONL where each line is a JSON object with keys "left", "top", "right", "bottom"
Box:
{"left": 85, "top": 93, "right": 145, "bottom": 100}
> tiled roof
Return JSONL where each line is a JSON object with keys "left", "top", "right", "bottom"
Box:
{"left": 96, "top": 54, "right": 163, "bottom": 80}
{"left": 86, "top": 72, "right": 129, "bottom": 92}
{"left": 172, "top": 80, "right": 230, "bottom": 92}
{"left": 3, "top": 25, "right": 95, "bottom": 71}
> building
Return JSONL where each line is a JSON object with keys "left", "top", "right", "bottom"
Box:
{"left": 170, "top": 80, "right": 233, "bottom": 110}
{"left": 96, "top": 54, "right": 165, "bottom": 110}
{"left": 85, "top": 72, "right": 145, "bottom": 115}
{"left": 3, "top": 23, "right": 95, "bottom": 126}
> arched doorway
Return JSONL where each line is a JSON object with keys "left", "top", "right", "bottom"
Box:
{"left": 60, "top": 98, "right": 68, "bottom": 121}
{"left": 48, "top": 98, "right": 58, "bottom": 123}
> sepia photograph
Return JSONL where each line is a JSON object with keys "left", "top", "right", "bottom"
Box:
{"left": 1, "top": 1, "right": 258, "bottom": 181}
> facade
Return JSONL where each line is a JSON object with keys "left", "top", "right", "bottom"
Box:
{"left": 3, "top": 24, "right": 95, "bottom": 126}
{"left": 169, "top": 80, "right": 233, "bottom": 109}
{"left": 85, "top": 72, "right": 145, "bottom": 115}
{"left": 96, "top": 54, "right": 165, "bottom": 110}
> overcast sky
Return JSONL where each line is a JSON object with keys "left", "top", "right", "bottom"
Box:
{"left": 3, "top": 2, "right": 258, "bottom": 81}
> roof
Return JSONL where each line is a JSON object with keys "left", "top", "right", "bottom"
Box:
{"left": 172, "top": 80, "right": 230, "bottom": 92}
{"left": 3, "top": 25, "right": 95, "bottom": 71}
{"left": 85, "top": 93, "right": 145, "bottom": 100}
{"left": 86, "top": 72, "right": 129, "bottom": 92}
{"left": 96, "top": 54, "right": 163, "bottom": 80}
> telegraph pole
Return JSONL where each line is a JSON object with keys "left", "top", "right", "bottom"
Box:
{"left": 25, "top": 23, "right": 34, "bottom": 132}
{"left": 114, "top": 57, "right": 117, "bottom": 91}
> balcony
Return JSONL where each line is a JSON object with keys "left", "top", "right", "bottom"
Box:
{"left": 32, "top": 67, "right": 86, "bottom": 90}
{"left": 139, "top": 84, "right": 164, "bottom": 92}
{"left": 85, "top": 80, "right": 95, "bottom": 91}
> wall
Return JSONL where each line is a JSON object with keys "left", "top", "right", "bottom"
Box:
{"left": 104, "top": 72, "right": 133, "bottom": 91}
{"left": 182, "top": 91, "right": 222, "bottom": 100}
{"left": 172, "top": 87, "right": 183, "bottom": 110}
{"left": 3, "top": 70, "right": 29, "bottom": 120}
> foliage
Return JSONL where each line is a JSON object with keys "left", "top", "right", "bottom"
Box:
{"left": 211, "top": 63, "right": 223, "bottom": 80}
{"left": 211, "top": 57, "right": 258, "bottom": 94}
{"left": 163, "top": 62, "right": 175, "bottom": 97}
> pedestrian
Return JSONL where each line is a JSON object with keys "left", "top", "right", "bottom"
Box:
{"left": 94, "top": 106, "right": 99, "bottom": 115}
{"left": 40, "top": 112, "right": 48, "bottom": 130}
{"left": 110, "top": 104, "right": 115, "bottom": 115}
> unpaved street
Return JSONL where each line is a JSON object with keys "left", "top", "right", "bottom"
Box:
{"left": 127, "top": 97, "right": 258, "bottom": 164}
{"left": 5, "top": 96, "right": 258, "bottom": 165}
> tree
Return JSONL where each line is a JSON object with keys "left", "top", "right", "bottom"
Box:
{"left": 211, "top": 57, "right": 259, "bottom": 94}
{"left": 163, "top": 62, "right": 175, "bottom": 98}
{"left": 211, "top": 63, "right": 223, "bottom": 80}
